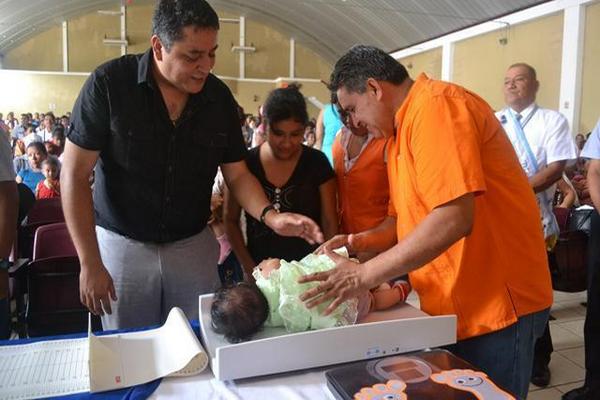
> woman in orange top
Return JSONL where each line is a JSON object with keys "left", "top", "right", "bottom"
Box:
{"left": 332, "top": 119, "right": 391, "bottom": 261}
{"left": 300, "top": 46, "right": 552, "bottom": 400}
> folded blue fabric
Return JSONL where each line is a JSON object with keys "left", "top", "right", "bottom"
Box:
{"left": 47, "top": 379, "right": 162, "bottom": 400}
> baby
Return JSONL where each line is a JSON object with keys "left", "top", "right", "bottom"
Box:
{"left": 211, "top": 251, "right": 411, "bottom": 343}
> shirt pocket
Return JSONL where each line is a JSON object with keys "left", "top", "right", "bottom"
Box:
{"left": 107, "top": 114, "right": 155, "bottom": 174}
{"left": 127, "top": 125, "right": 157, "bottom": 175}
{"left": 107, "top": 114, "right": 130, "bottom": 169}
{"left": 187, "top": 131, "right": 228, "bottom": 180}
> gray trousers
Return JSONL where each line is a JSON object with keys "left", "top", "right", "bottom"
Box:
{"left": 96, "top": 226, "right": 219, "bottom": 330}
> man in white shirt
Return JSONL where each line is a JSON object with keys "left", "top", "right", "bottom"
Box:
{"left": 563, "top": 119, "right": 600, "bottom": 400}
{"left": 0, "top": 133, "right": 18, "bottom": 339}
{"left": 36, "top": 114, "right": 55, "bottom": 142}
{"left": 496, "top": 62, "right": 578, "bottom": 388}
{"left": 22, "top": 126, "right": 43, "bottom": 148}
{"left": 11, "top": 114, "right": 29, "bottom": 141}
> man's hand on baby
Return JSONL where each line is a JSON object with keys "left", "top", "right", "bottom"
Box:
{"left": 298, "top": 249, "right": 370, "bottom": 315}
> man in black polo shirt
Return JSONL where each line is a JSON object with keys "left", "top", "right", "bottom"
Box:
{"left": 61, "top": 0, "right": 323, "bottom": 330}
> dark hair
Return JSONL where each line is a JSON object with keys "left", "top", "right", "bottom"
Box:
{"left": 152, "top": 0, "right": 220, "bottom": 50}
{"left": 263, "top": 84, "right": 309, "bottom": 128}
{"left": 211, "top": 282, "right": 269, "bottom": 343}
{"left": 52, "top": 126, "right": 65, "bottom": 138}
{"left": 27, "top": 141, "right": 48, "bottom": 156}
{"left": 508, "top": 62, "right": 537, "bottom": 80}
{"left": 329, "top": 45, "right": 409, "bottom": 99}
{"left": 42, "top": 156, "right": 60, "bottom": 170}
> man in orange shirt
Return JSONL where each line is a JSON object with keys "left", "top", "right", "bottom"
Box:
{"left": 300, "top": 45, "right": 552, "bottom": 399}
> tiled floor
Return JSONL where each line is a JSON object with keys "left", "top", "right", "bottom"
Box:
{"left": 528, "top": 290, "right": 587, "bottom": 399}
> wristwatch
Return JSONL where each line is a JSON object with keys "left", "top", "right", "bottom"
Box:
{"left": 0, "top": 258, "right": 10, "bottom": 271}
{"left": 260, "top": 204, "right": 278, "bottom": 224}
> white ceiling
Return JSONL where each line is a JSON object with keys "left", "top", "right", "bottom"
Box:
{"left": 0, "top": 0, "right": 550, "bottom": 63}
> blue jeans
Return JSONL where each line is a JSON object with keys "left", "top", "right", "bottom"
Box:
{"left": 217, "top": 251, "right": 244, "bottom": 286}
{"left": 445, "top": 308, "right": 550, "bottom": 399}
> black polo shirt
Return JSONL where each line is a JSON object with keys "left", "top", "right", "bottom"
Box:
{"left": 67, "top": 49, "right": 247, "bottom": 243}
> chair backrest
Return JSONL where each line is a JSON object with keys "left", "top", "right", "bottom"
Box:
{"left": 553, "top": 207, "right": 570, "bottom": 232}
{"left": 32, "top": 222, "right": 77, "bottom": 260}
{"left": 18, "top": 199, "right": 65, "bottom": 259}
{"left": 26, "top": 198, "right": 64, "bottom": 225}
{"left": 25, "top": 256, "right": 88, "bottom": 337}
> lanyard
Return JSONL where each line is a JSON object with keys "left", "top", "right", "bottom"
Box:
{"left": 506, "top": 106, "right": 559, "bottom": 239}
{"left": 506, "top": 106, "right": 539, "bottom": 174}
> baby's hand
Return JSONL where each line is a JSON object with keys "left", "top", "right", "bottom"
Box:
{"left": 257, "top": 258, "right": 281, "bottom": 278}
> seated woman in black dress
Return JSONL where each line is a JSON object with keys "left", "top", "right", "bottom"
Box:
{"left": 224, "top": 85, "right": 338, "bottom": 277}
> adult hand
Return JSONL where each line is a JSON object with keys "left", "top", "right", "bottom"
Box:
{"left": 266, "top": 211, "right": 324, "bottom": 244}
{"left": 79, "top": 262, "right": 117, "bottom": 316}
{"left": 314, "top": 233, "right": 364, "bottom": 254}
{"left": 298, "top": 249, "right": 371, "bottom": 315}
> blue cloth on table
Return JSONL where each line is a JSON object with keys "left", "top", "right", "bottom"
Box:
{"left": 0, "top": 320, "right": 202, "bottom": 400}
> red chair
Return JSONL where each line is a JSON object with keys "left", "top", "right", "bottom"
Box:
{"left": 553, "top": 207, "right": 570, "bottom": 232}
{"left": 25, "top": 256, "right": 88, "bottom": 337}
{"left": 32, "top": 222, "right": 77, "bottom": 260}
{"left": 18, "top": 198, "right": 65, "bottom": 259}
{"left": 27, "top": 198, "right": 64, "bottom": 225}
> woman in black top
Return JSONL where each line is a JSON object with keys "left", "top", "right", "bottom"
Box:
{"left": 224, "top": 85, "right": 338, "bottom": 277}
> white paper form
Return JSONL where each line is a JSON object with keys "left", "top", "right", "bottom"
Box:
{"left": 0, "top": 338, "right": 89, "bottom": 400}
{"left": 89, "top": 307, "right": 207, "bottom": 392}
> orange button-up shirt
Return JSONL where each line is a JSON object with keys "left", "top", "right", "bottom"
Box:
{"left": 388, "top": 74, "right": 553, "bottom": 340}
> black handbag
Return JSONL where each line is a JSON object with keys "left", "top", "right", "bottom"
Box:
{"left": 550, "top": 230, "right": 588, "bottom": 292}
{"left": 568, "top": 207, "right": 594, "bottom": 235}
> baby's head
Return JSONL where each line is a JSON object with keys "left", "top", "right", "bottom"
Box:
{"left": 211, "top": 282, "right": 269, "bottom": 343}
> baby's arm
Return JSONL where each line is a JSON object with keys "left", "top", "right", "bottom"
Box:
{"left": 369, "top": 280, "right": 411, "bottom": 311}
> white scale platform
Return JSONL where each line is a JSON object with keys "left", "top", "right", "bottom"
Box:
{"left": 199, "top": 294, "right": 457, "bottom": 381}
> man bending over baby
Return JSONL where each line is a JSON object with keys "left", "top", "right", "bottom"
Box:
{"left": 211, "top": 249, "right": 411, "bottom": 343}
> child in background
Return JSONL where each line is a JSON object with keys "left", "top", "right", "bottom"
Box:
{"left": 210, "top": 168, "right": 244, "bottom": 285}
{"left": 211, "top": 252, "right": 411, "bottom": 343}
{"left": 16, "top": 142, "right": 46, "bottom": 194}
{"left": 36, "top": 157, "right": 61, "bottom": 199}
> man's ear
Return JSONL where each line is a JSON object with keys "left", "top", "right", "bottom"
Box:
{"left": 366, "top": 78, "right": 384, "bottom": 101}
{"left": 151, "top": 35, "right": 164, "bottom": 61}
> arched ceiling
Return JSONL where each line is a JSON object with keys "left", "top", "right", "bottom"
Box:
{"left": 0, "top": 0, "right": 549, "bottom": 64}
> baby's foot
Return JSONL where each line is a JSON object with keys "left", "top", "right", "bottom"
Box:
{"left": 353, "top": 379, "right": 407, "bottom": 400}
{"left": 430, "top": 369, "right": 515, "bottom": 400}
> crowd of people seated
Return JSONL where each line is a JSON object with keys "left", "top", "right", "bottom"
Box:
{"left": 1, "top": 93, "right": 593, "bottom": 281}
{"left": 1, "top": 111, "right": 69, "bottom": 200}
